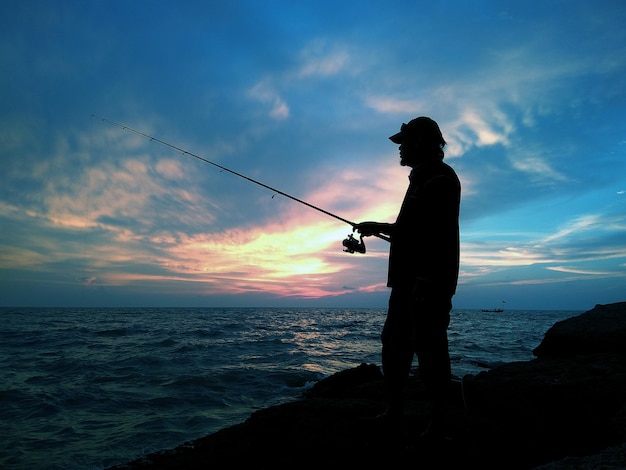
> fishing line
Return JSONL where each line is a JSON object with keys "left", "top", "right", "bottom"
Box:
{"left": 92, "top": 115, "right": 391, "bottom": 248}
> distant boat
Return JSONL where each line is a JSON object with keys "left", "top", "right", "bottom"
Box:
{"left": 482, "top": 301, "right": 506, "bottom": 313}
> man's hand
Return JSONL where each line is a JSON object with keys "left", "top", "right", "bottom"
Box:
{"left": 354, "top": 221, "right": 380, "bottom": 237}
{"left": 354, "top": 221, "right": 393, "bottom": 237}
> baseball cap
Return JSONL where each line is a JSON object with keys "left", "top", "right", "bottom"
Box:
{"left": 389, "top": 116, "right": 445, "bottom": 146}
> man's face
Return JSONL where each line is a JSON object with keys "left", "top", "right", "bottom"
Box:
{"left": 398, "top": 136, "right": 424, "bottom": 167}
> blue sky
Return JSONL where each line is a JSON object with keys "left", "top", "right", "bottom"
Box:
{"left": 1, "top": 0, "right": 625, "bottom": 310}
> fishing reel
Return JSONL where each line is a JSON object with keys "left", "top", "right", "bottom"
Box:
{"left": 342, "top": 233, "right": 366, "bottom": 254}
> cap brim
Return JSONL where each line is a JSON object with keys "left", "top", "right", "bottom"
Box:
{"left": 389, "top": 131, "right": 403, "bottom": 144}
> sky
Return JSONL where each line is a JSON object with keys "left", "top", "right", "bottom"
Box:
{"left": 1, "top": 0, "right": 625, "bottom": 310}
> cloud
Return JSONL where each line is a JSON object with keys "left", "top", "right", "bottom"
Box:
{"left": 298, "top": 40, "right": 350, "bottom": 77}
{"left": 509, "top": 153, "right": 569, "bottom": 183}
{"left": 546, "top": 266, "right": 610, "bottom": 276}
{"left": 363, "top": 96, "right": 427, "bottom": 115}
{"left": 456, "top": 109, "right": 512, "bottom": 147}
{"left": 155, "top": 158, "right": 185, "bottom": 180}
{"left": 444, "top": 108, "right": 514, "bottom": 158}
{"left": 459, "top": 206, "right": 626, "bottom": 293}
{"left": 461, "top": 243, "right": 550, "bottom": 268}
{"left": 246, "top": 41, "right": 353, "bottom": 121}
{"left": 543, "top": 215, "right": 601, "bottom": 243}
{"left": 248, "top": 81, "right": 290, "bottom": 119}
{"left": 79, "top": 276, "right": 97, "bottom": 286}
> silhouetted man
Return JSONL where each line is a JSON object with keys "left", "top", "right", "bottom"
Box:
{"left": 355, "top": 116, "right": 460, "bottom": 438}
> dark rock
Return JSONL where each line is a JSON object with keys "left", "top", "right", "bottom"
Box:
{"left": 108, "top": 302, "right": 626, "bottom": 470}
{"left": 305, "top": 362, "right": 383, "bottom": 398}
{"left": 533, "top": 302, "right": 626, "bottom": 358}
{"left": 463, "top": 353, "right": 626, "bottom": 467}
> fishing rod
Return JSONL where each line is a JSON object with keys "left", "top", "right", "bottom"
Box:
{"left": 92, "top": 115, "right": 391, "bottom": 252}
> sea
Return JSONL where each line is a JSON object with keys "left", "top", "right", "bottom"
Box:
{"left": 0, "top": 307, "right": 583, "bottom": 470}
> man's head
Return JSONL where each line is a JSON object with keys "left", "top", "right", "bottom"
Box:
{"left": 390, "top": 116, "right": 446, "bottom": 166}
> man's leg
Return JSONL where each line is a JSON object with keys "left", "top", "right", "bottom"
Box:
{"left": 413, "top": 297, "right": 452, "bottom": 434}
{"left": 381, "top": 288, "right": 415, "bottom": 416}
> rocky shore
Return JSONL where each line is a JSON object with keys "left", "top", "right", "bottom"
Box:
{"left": 109, "top": 302, "right": 626, "bottom": 469}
